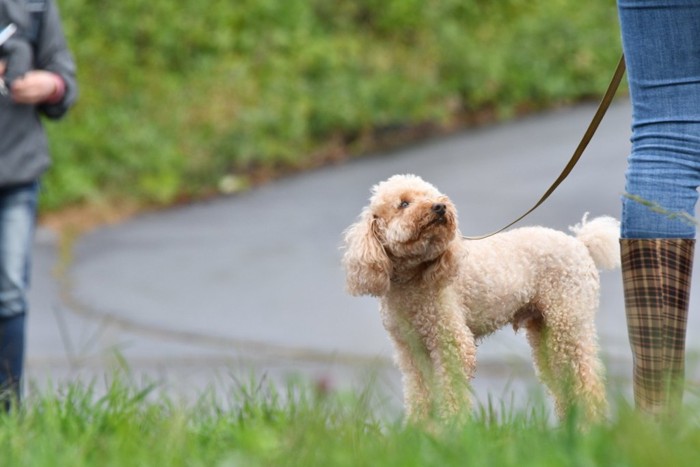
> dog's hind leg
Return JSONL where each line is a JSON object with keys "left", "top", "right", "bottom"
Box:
{"left": 525, "top": 311, "right": 608, "bottom": 423}
{"left": 525, "top": 317, "right": 564, "bottom": 416}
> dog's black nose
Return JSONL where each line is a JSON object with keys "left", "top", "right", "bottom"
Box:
{"left": 432, "top": 203, "right": 446, "bottom": 216}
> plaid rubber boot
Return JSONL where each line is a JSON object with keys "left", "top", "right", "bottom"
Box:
{"left": 621, "top": 239, "right": 694, "bottom": 416}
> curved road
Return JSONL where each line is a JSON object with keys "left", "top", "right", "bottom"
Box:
{"left": 26, "top": 99, "right": 700, "bottom": 412}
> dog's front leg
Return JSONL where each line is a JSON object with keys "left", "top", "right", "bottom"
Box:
{"left": 388, "top": 323, "right": 434, "bottom": 422}
{"left": 410, "top": 293, "right": 477, "bottom": 421}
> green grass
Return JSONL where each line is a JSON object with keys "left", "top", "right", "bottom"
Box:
{"left": 3, "top": 374, "right": 700, "bottom": 466}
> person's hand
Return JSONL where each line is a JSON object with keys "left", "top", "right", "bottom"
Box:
{"left": 9, "top": 70, "right": 59, "bottom": 104}
{"left": 0, "top": 60, "right": 6, "bottom": 77}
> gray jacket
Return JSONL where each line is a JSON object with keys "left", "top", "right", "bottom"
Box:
{"left": 0, "top": 0, "right": 77, "bottom": 187}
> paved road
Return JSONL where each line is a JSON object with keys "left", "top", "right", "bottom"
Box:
{"left": 25, "top": 99, "right": 700, "bottom": 413}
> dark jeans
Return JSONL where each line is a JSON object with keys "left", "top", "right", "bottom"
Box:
{"left": 0, "top": 313, "right": 25, "bottom": 410}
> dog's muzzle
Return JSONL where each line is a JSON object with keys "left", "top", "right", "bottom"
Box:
{"left": 431, "top": 203, "right": 448, "bottom": 224}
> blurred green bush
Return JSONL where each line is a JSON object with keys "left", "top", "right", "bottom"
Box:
{"left": 41, "top": 0, "right": 621, "bottom": 211}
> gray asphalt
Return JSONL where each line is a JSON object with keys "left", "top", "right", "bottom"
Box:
{"left": 25, "top": 99, "right": 700, "bottom": 414}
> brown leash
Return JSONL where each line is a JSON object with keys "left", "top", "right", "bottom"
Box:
{"left": 464, "top": 54, "right": 626, "bottom": 240}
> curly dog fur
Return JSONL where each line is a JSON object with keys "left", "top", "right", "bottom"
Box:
{"left": 342, "top": 174, "right": 620, "bottom": 423}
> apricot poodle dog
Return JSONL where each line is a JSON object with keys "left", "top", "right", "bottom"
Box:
{"left": 342, "top": 174, "right": 620, "bottom": 423}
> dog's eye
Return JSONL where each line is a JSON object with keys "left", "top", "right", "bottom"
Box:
{"left": 399, "top": 200, "right": 410, "bottom": 209}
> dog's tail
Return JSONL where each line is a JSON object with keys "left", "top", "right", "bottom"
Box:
{"left": 569, "top": 213, "right": 621, "bottom": 270}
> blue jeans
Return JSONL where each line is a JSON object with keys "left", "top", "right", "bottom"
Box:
{"left": 0, "top": 182, "right": 38, "bottom": 406}
{"left": 618, "top": 0, "right": 700, "bottom": 239}
{"left": 0, "top": 182, "right": 39, "bottom": 318}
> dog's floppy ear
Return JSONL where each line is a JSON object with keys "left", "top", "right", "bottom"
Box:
{"left": 342, "top": 209, "right": 392, "bottom": 296}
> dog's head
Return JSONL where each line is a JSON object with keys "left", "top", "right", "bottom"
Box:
{"left": 342, "top": 174, "right": 459, "bottom": 296}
